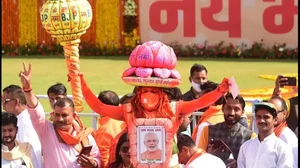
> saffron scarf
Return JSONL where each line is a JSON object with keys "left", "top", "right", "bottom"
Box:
{"left": 184, "top": 149, "right": 206, "bottom": 168}
{"left": 274, "top": 121, "right": 288, "bottom": 137}
{"left": 191, "top": 106, "right": 223, "bottom": 140}
{"left": 55, "top": 114, "right": 94, "bottom": 147}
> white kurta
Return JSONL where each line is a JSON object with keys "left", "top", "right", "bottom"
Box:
{"left": 1, "top": 143, "right": 35, "bottom": 168}
{"left": 186, "top": 153, "right": 226, "bottom": 168}
{"left": 16, "top": 110, "right": 43, "bottom": 168}
{"left": 2, "top": 158, "right": 26, "bottom": 168}
{"left": 279, "top": 127, "right": 298, "bottom": 168}
{"left": 237, "top": 133, "right": 293, "bottom": 168}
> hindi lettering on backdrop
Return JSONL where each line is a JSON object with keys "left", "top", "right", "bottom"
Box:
{"left": 201, "top": 0, "right": 241, "bottom": 37}
{"left": 263, "top": 0, "right": 298, "bottom": 34}
{"left": 149, "top": 0, "right": 196, "bottom": 37}
{"left": 147, "top": 0, "right": 298, "bottom": 39}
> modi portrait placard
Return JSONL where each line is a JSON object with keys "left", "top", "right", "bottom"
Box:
{"left": 137, "top": 126, "right": 166, "bottom": 163}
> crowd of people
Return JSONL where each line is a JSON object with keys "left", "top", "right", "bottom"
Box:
{"left": 2, "top": 62, "right": 298, "bottom": 168}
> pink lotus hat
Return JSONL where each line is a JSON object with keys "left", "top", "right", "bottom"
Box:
{"left": 122, "top": 41, "right": 181, "bottom": 88}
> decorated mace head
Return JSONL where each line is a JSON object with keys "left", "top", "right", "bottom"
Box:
{"left": 40, "top": 0, "right": 92, "bottom": 42}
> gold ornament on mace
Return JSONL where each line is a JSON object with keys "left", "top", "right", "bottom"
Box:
{"left": 40, "top": 0, "right": 93, "bottom": 112}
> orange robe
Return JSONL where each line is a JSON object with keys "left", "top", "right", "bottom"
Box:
{"left": 92, "top": 117, "right": 126, "bottom": 168}
{"left": 79, "top": 74, "right": 229, "bottom": 120}
{"left": 191, "top": 106, "right": 224, "bottom": 141}
{"left": 79, "top": 74, "right": 230, "bottom": 167}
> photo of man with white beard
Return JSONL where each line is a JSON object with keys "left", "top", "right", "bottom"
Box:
{"left": 140, "top": 132, "right": 163, "bottom": 162}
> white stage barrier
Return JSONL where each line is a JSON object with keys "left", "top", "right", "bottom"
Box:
{"left": 37, "top": 95, "right": 262, "bottom": 132}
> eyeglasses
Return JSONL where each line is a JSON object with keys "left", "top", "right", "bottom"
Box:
{"left": 2, "top": 98, "right": 16, "bottom": 104}
{"left": 120, "top": 146, "right": 130, "bottom": 153}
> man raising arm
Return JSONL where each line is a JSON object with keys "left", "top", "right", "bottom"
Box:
{"left": 19, "top": 62, "right": 101, "bottom": 168}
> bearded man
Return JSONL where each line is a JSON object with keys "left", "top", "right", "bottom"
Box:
{"left": 2, "top": 112, "right": 35, "bottom": 168}
{"left": 198, "top": 93, "right": 256, "bottom": 168}
{"left": 140, "top": 132, "right": 162, "bottom": 160}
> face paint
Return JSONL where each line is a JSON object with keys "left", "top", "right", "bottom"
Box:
{"left": 140, "top": 87, "right": 160, "bottom": 111}
{"left": 191, "top": 80, "right": 201, "bottom": 92}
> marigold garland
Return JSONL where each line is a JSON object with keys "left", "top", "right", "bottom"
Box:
{"left": 240, "top": 86, "right": 298, "bottom": 100}
{"left": 122, "top": 29, "right": 140, "bottom": 48}
{"left": 96, "top": 0, "right": 120, "bottom": 48}
{"left": 2, "top": 40, "right": 298, "bottom": 58}
{"left": 122, "top": 0, "right": 140, "bottom": 47}
{"left": 18, "top": 0, "right": 37, "bottom": 45}
{"left": 259, "top": 74, "right": 298, "bottom": 81}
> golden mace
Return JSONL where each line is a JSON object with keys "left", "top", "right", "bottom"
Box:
{"left": 40, "top": 0, "right": 93, "bottom": 112}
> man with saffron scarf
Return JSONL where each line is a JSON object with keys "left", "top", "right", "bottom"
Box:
{"left": 47, "top": 83, "right": 85, "bottom": 133}
{"left": 272, "top": 75, "right": 298, "bottom": 131}
{"left": 19, "top": 62, "right": 101, "bottom": 168}
{"left": 2, "top": 112, "right": 35, "bottom": 168}
{"left": 269, "top": 96, "right": 298, "bottom": 168}
{"left": 191, "top": 81, "right": 224, "bottom": 146}
{"left": 93, "top": 90, "right": 126, "bottom": 168}
{"left": 177, "top": 134, "right": 225, "bottom": 168}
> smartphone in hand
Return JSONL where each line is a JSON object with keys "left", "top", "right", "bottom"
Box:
{"left": 79, "top": 145, "right": 93, "bottom": 156}
{"left": 279, "top": 76, "right": 297, "bottom": 87}
{"left": 209, "top": 139, "right": 233, "bottom": 154}
{"left": 209, "top": 139, "right": 225, "bottom": 149}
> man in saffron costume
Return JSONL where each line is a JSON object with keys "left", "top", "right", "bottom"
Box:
{"left": 78, "top": 41, "right": 230, "bottom": 167}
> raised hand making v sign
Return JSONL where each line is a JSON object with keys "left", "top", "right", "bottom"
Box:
{"left": 18, "top": 62, "right": 38, "bottom": 108}
{"left": 19, "top": 62, "right": 32, "bottom": 89}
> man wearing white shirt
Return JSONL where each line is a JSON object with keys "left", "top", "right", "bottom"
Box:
{"left": 2, "top": 85, "right": 43, "bottom": 168}
{"left": 269, "top": 96, "right": 298, "bottom": 168}
{"left": 237, "top": 102, "right": 293, "bottom": 168}
{"left": 177, "top": 134, "right": 226, "bottom": 168}
{"left": 2, "top": 112, "right": 35, "bottom": 168}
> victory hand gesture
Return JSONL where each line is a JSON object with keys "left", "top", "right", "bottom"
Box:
{"left": 19, "top": 62, "right": 32, "bottom": 89}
